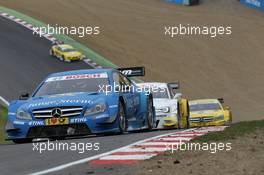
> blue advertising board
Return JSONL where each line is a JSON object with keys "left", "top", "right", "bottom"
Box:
{"left": 240, "top": 0, "right": 264, "bottom": 11}
{"left": 166, "top": 0, "right": 199, "bottom": 6}
{"left": 166, "top": 0, "right": 189, "bottom": 5}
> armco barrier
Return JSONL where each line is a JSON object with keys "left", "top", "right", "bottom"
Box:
{"left": 240, "top": 0, "right": 264, "bottom": 11}
{"left": 0, "top": 96, "right": 9, "bottom": 108}
{"left": 166, "top": 0, "right": 199, "bottom": 6}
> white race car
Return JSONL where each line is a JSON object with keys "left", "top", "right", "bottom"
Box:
{"left": 137, "top": 82, "right": 190, "bottom": 129}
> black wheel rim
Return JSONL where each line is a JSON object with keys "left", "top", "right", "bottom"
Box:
{"left": 119, "top": 104, "right": 126, "bottom": 131}
{"left": 177, "top": 112, "right": 181, "bottom": 129}
{"left": 148, "top": 100, "right": 153, "bottom": 127}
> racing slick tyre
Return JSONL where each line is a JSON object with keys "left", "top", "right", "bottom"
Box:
{"left": 186, "top": 102, "right": 190, "bottom": 129}
{"left": 179, "top": 99, "right": 190, "bottom": 129}
{"left": 117, "top": 101, "right": 127, "bottom": 134}
{"left": 177, "top": 107, "right": 181, "bottom": 129}
{"left": 49, "top": 49, "right": 54, "bottom": 56}
{"left": 61, "top": 55, "right": 66, "bottom": 62}
{"left": 146, "top": 96, "right": 154, "bottom": 131}
{"left": 225, "top": 115, "right": 232, "bottom": 126}
{"left": 12, "top": 138, "right": 32, "bottom": 144}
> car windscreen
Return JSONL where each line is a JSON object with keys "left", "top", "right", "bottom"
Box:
{"left": 34, "top": 73, "right": 109, "bottom": 97}
{"left": 62, "top": 48, "right": 76, "bottom": 52}
{"left": 144, "top": 87, "right": 169, "bottom": 99}
{"left": 190, "top": 103, "right": 221, "bottom": 112}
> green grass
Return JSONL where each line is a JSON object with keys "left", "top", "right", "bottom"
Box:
{"left": 0, "top": 107, "right": 11, "bottom": 144}
{"left": 193, "top": 120, "right": 264, "bottom": 142}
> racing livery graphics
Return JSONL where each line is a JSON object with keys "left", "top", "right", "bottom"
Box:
{"left": 137, "top": 82, "right": 190, "bottom": 129}
{"left": 5, "top": 67, "right": 155, "bottom": 143}
{"left": 50, "top": 44, "right": 85, "bottom": 62}
{"left": 189, "top": 99, "right": 232, "bottom": 127}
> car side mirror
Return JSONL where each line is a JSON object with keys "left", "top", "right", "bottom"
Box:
{"left": 173, "top": 93, "right": 182, "bottom": 99}
{"left": 168, "top": 82, "right": 180, "bottom": 90}
{"left": 19, "top": 93, "right": 29, "bottom": 100}
{"left": 224, "top": 106, "right": 230, "bottom": 110}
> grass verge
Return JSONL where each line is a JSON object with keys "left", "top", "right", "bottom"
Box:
{"left": 193, "top": 120, "right": 264, "bottom": 142}
{"left": 0, "top": 107, "right": 11, "bottom": 144}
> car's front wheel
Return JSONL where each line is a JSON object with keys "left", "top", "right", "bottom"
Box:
{"left": 117, "top": 101, "right": 127, "bottom": 133}
{"left": 146, "top": 96, "right": 154, "bottom": 130}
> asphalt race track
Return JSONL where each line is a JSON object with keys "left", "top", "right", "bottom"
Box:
{"left": 0, "top": 13, "right": 177, "bottom": 175}
{"left": 3, "top": 0, "right": 264, "bottom": 122}
{"left": 0, "top": 17, "right": 90, "bottom": 101}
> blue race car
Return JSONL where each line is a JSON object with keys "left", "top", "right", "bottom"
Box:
{"left": 5, "top": 67, "right": 155, "bottom": 143}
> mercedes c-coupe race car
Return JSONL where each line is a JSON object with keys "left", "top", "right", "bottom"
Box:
{"left": 49, "top": 44, "right": 85, "bottom": 62}
{"left": 137, "top": 82, "right": 190, "bottom": 129}
{"left": 5, "top": 67, "right": 155, "bottom": 143}
{"left": 189, "top": 98, "right": 232, "bottom": 127}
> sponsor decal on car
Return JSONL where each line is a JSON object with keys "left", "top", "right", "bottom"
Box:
{"left": 46, "top": 73, "right": 108, "bottom": 82}
{"left": 14, "top": 121, "right": 26, "bottom": 125}
{"left": 28, "top": 99, "right": 93, "bottom": 108}
{"left": 29, "top": 121, "right": 45, "bottom": 126}
{"left": 45, "top": 118, "right": 69, "bottom": 126}
{"left": 70, "top": 117, "right": 87, "bottom": 123}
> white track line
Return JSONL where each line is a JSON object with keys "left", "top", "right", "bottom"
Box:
{"left": 30, "top": 128, "right": 227, "bottom": 175}
{"left": 156, "top": 137, "right": 193, "bottom": 141}
{"left": 29, "top": 129, "right": 194, "bottom": 175}
{"left": 167, "top": 134, "right": 204, "bottom": 137}
{"left": 118, "top": 147, "right": 169, "bottom": 152}
{"left": 99, "top": 154, "right": 156, "bottom": 160}
{"left": 30, "top": 127, "right": 227, "bottom": 175}
{"left": 137, "top": 142, "right": 175, "bottom": 146}
{"left": 0, "top": 96, "right": 9, "bottom": 107}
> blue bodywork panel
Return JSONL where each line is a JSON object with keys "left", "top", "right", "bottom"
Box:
{"left": 6, "top": 68, "right": 155, "bottom": 140}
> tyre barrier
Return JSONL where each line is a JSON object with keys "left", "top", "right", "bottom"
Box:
{"left": 240, "top": 0, "right": 264, "bottom": 11}
{"left": 166, "top": 0, "right": 199, "bottom": 6}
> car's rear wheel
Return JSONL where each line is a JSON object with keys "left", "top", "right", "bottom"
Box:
{"left": 186, "top": 103, "right": 190, "bottom": 129}
{"left": 178, "top": 99, "right": 190, "bottom": 129}
{"left": 146, "top": 97, "right": 154, "bottom": 130}
{"left": 49, "top": 50, "right": 54, "bottom": 56}
{"left": 225, "top": 115, "right": 232, "bottom": 125}
{"left": 117, "top": 101, "right": 127, "bottom": 133}
{"left": 177, "top": 107, "right": 181, "bottom": 129}
{"left": 61, "top": 55, "right": 65, "bottom": 62}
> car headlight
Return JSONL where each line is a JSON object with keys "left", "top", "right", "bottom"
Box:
{"left": 157, "top": 107, "right": 170, "bottom": 113}
{"left": 84, "top": 103, "right": 106, "bottom": 116}
{"left": 16, "top": 108, "right": 32, "bottom": 120}
{"left": 214, "top": 115, "right": 224, "bottom": 121}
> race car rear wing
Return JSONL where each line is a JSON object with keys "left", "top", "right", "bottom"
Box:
{"left": 118, "top": 67, "right": 145, "bottom": 77}
{"left": 168, "top": 82, "right": 180, "bottom": 89}
{"left": 51, "top": 40, "right": 64, "bottom": 45}
{"left": 218, "top": 98, "right": 224, "bottom": 104}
